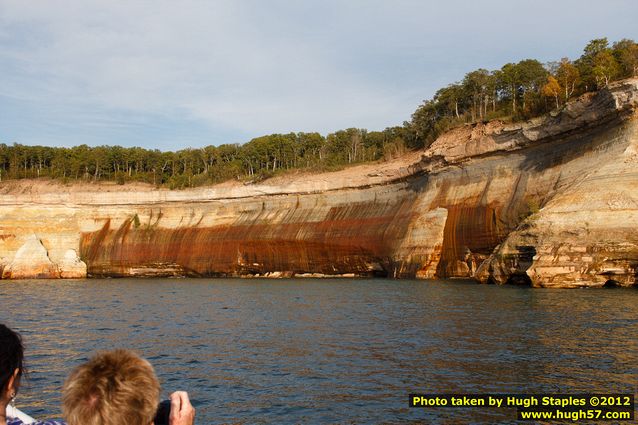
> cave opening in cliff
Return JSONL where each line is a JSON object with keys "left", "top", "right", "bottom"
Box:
{"left": 505, "top": 273, "right": 532, "bottom": 286}
{"left": 603, "top": 279, "right": 621, "bottom": 288}
{"left": 372, "top": 269, "right": 388, "bottom": 278}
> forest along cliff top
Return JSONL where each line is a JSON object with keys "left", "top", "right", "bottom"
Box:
{"left": 0, "top": 78, "right": 636, "bottom": 206}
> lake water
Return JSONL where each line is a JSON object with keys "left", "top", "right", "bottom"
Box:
{"left": 1, "top": 279, "right": 637, "bottom": 424}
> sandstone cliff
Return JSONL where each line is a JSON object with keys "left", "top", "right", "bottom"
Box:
{"left": 1, "top": 78, "right": 637, "bottom": 287}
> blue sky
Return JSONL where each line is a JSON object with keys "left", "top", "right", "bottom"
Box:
{"left": 1, "top": 0, "right": 637, "bottom": 151}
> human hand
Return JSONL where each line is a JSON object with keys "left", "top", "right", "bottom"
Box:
{"left": 168, "top": 391, "right": 196, "bottom": 425}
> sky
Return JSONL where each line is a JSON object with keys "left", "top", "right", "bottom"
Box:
{"left": 1, "top": 0, "right": 637, "bottom": 151}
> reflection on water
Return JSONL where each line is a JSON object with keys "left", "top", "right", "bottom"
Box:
{"left": 1, "top": 279, "right": 637, "bottom": 423}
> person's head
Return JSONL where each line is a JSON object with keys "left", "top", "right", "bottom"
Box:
{"left": 0, "top": 324, "right": 24, "bottom": 406}
{"left": 62, "top": 349, "right": 160, "bottom": 425}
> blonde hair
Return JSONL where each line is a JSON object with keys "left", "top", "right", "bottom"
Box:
{"left": 63, "top": 349, "right": 160, "bottom": 425}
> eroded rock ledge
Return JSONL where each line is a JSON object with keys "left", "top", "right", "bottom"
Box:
{"left": 0, "top": 79, "right": 637, "bottom": 287}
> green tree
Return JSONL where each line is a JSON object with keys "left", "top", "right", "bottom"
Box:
{"left": 434, "top": 84, "right": 465, "bottom": 119}
{"left": 612, "top": 38, "right": 638, "bottom": 77}
{"left": 463, "top": 69, "right": 492, "bottom": 121}
{"left": 577, "top": 38, "right": 610, "bottom": 91}
{"left": 516, "top": 59, "right": 547, "bottom": 113}
{"left": 409, "top": 100, "right": 437, "bottom": 148}
{"left": 556, "top": 58, "right": 580, "bottom": 100}
{"left": 592, "top": 50, "right": 620, "bottom": 87}
{"left": 297, "top": 132, "right": 325, "bottom": 167}
{"left": 499, "top": 62, "right": 520, "bottom": 113}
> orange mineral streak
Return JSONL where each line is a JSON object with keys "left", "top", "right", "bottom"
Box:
{"left": 80, "top": 202, "right": 417, "bottom": 277}
{"left": 436, "top": 204, "right": 505, "bottom": 278}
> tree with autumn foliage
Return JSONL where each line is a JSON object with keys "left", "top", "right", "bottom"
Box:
{"left": 542, "top": 76, "right": 562, "bottom": 109}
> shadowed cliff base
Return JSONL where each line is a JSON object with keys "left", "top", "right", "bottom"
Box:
{"left": 0, "top": 79, "right": 638, "bottom": 287}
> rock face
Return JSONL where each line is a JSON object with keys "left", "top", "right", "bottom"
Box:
{"left": 2, "top": 234, "right": 59, "bottom": 279}
{"left": 0, "top": 78, "right": 637, "bottom": 287}
{"left": 58, "top": 250, "right": 87, "bottom": 279}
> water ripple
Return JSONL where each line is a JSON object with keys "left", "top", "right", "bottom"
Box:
{"left": 0, "top": 279, "right": 636, "bottom": 423}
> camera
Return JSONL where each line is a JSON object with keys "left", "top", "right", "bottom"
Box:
{"left": 153, "top": 400, "right": 171, "bottom": 425}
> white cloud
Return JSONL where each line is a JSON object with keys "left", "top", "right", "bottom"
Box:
{"left": 0, "top": 1, "right": 408, "bottom": 138}
{"left": 1, "top": 0, "right": 638, "bottom": 147}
